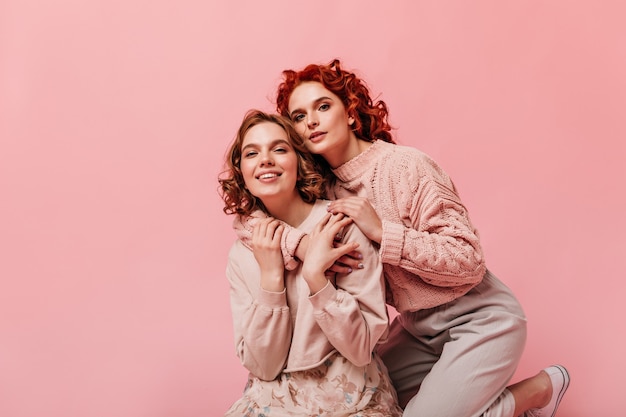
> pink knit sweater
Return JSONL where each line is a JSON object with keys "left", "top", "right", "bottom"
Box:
{"left": 234, "top": 140, "right": 487, "bottom": 312}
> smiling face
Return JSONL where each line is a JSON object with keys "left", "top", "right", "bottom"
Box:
{"left": 240, "top": 121, "right": 301, "bottom": 210}
{"left": 287, "top": 82, "right": 359, "bottom": 168}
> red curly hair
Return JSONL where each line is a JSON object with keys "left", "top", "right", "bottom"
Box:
{"left": 275, "top": 59, "right": 395, "bottom": 144}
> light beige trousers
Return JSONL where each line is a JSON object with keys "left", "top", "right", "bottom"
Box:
{"left": 377, "top": 270, "right": 527, "bottom": 417}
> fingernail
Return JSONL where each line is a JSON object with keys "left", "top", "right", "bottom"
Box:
{"left": 347, "top": 268, "right": 353, "bottom": 273}
{"left": 357, "top": 253, "right": 363, "bottom": 260}
{"left": 357, "top": 263, "right": 364, "bottom": 269}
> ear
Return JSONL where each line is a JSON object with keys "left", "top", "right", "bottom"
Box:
{"left": 348, "top": 115, "right": 355, "bottom": 126}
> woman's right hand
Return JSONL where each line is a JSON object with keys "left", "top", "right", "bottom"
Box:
{"left": 252, "top": 217, "right": 285, "bottom": 292}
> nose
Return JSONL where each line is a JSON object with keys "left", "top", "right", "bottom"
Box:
{"left": 259, "top": 152, "right": 274, "bottom": 166}
{"left": 307, "top": 114, "right": 318, "bottom": 129}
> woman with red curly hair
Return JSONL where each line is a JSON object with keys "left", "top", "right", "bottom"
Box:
{"left": 220, "top": 110, "right": 402, "bottom": 417}
{"left": 234, "top": 61, "right": 569, "bottom": 417}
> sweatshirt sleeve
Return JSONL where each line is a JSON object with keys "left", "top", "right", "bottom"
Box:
{"left": 232, "top": 211, "right": 305, "bottom": 271}
{"left": 226, "top": 243, "right": 293, "bottom": 381}
{"left": 308, "top": 224, "right": 389, "bottom": 367}
{"left": 379, "top": 155, "right": 486, "bottom": 287}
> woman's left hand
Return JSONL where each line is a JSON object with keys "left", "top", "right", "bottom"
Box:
{"left": 326, "top": 197, "right": 383, "bottom": 244}
{"left": 302, "top": 213, "right": 359, "bottom": 294}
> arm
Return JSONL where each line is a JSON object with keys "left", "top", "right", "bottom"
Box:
{"left": 226, "top": 243, "right": 292, "bottom": 381}
{"left": 380, "top": 158, "right": 486, "bottom": 286}
{"left": 233, "top": 211, "right": 363, "bottom": 274}
{"left": 302, "top": 214, "right": 389, "bottom": 367}
{"left": 328, "top": 153, "right": 485, "bottom": 287}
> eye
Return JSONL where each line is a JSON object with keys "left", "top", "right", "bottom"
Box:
{"left": 273, "top": 146, "right": 289, "bottom": 154}
{"left": 243, "top": 150, "right": 258, "bottom": 158}
{"left": 292, "top": 113, "right": 305, "bottom": 122}
{"left": 319, "top": 103, "right": 330, "bottom": 111}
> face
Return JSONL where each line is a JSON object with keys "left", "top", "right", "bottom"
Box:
{"left": 240, "top": 121, "right": 301, "bottom": 207}
{"left": 287, "top": 82, "right": 356, "bottom": 167}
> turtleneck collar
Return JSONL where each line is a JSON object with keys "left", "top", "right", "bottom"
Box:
{"left": 332, "top": 140, "right": 389, "bottom": 182}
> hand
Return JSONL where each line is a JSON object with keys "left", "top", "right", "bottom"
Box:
{"left": 327, "top": 239, "right": 364, "bottom": 274}
{"left": 295, "top": 234, "right": 363, "bottom": 275}
{"left": 326, "top": 197, "right": 383, "bottom": 243}
{"left": 302, "top": 213, "right": 359, "bottom": 294}
{"left": 251, "top": 217, "right": 285, "bottom": 292}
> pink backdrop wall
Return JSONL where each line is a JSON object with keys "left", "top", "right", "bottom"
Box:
{"left": 1, "top": 1, "right": 624, "bottom": 416}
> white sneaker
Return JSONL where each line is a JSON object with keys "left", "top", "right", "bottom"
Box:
{"left": 526, "top": 365, "right": 570, "bottom": 417}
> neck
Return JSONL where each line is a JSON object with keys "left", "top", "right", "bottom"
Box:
{"left": 264, "top": 195, "right": 314, "bottom": 227}
{"left": 325, "top": 132, "right": 374, "bottom": 169}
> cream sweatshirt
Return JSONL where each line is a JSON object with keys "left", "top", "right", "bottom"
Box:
{"left": 226, "top": 200, "right": 389, "bottom": 381}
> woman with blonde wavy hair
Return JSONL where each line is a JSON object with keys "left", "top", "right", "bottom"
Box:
{"left": 219, "top": 109, "right": 402, "bottom": 416}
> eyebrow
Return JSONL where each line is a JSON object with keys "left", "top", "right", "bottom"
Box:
{"left": 241, "top": 138, "right": 292, "bottom": 152}
{"left": 289, "top": 96, "right": 333, "bottom": 119}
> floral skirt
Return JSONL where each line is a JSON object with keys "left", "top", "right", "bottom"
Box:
{"left": 224, "top": 352, "right": 402, "bottom": 417}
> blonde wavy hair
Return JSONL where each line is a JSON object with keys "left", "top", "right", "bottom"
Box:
{"left": 218, "top": 109, "right": 326, "bottom": 217}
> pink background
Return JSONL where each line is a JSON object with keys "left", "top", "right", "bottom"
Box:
{"left": 1, "top": 1, "right": 624, "bottom": 416}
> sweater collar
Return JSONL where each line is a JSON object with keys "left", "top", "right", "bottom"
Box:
{"left": 332, "top": 140, "right": 386, "bottom": 182}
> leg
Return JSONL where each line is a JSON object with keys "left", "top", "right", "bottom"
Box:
{"left": 376, "top": 317, "right": 438, "bottom": 408}
{"left": 386, "top": 271, "right": 528, "bottom": 417}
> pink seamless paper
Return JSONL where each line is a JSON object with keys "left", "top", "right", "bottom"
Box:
{"left": 1, "top": 1, "right": 624, "bottom": 416}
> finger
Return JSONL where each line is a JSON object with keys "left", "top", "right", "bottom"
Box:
{"left": 325, "top": 215, "right": 353, "bottom": 236}
{"left": 272, "top": 224, "right": 284, "bottom": 243}
{"left": 332, "top": 241, "right": 360, "bottom": 260}
{"left": 334, "top": 254, "right": 364, "bottom": 270}
{"left": 329, "top": 197, "right": 371, "bottom": 218}
{"left": 265, "top": 218, "right": 280, "bottom": 235}
{"left": 255, "top": 218, "right": 269, "bottom": 237}
{"left": 329, "top": 204, "right": 357, "bottom": 218}
{"left": 252, "top": 222, "right": 263, "bottom": 242}
{"left": 323, "top": 212, "right": 343, "bottom": 230}
{"left": 327, "top": 197, "right": 356, "bottom": 212}
{"left": 332, "top": 219, "right": 355, "bottom": 242}
{"left": 327, "top": 263, "right": 353, "bottom": 274}
{"left": 345, "top": 249, "right": 363, "bottom": 260}
{"left": 313, "top": 212, "right": 333, "bottom": 234}
{"left": 262, "top": 218, "right": 283, "bottom": 239}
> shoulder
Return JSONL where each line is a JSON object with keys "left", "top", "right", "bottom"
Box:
{"left": 376, "top": 141, "right": 451, "bottom": 183}
{"left": 375, "top": 140, "right": 433, "bottom": 166}
{"left": 227, "top": 239, "right": 253, "bottom": 263}
{"left": 387, "top": 142, "right": 438, "bottom": 165}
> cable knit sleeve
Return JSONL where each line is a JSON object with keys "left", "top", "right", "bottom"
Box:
{"left": 308, "top": 224, "right": 389, "bottom": 367}
{"left": 226, "top": 242, "right": 293, "bottom": 381}
{"left": 379, "top": 153, "right": 486, "bottom": 287}
{"left": 232, "top": 211, "right": 305, "bottom": 271}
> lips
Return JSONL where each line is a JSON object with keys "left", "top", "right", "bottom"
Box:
{"left": 256, "top": 172, "right": 281, "bottom": 180}
{"left": 308, "top": 131, "right": 326, "bottom": 143}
